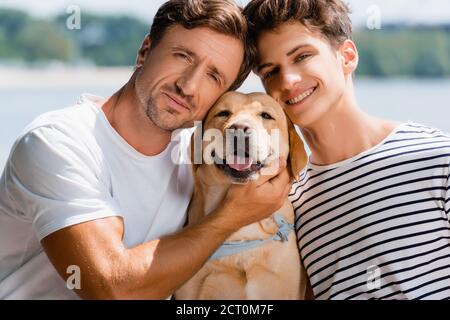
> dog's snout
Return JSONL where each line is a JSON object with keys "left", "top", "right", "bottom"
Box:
{"left": 233, "top": 135, "right": 250, "bottom": 154}
{"left": 228, "top": 123, "right": 250, "bottom": 133}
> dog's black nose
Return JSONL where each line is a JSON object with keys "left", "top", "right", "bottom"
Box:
{"left": 228, "top": 123, "right": 250, "bottom": 133}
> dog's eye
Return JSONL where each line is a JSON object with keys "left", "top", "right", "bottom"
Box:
{"left": 260, "top": 112, "right": 274, "bottom": 120}
{"left": 216, "top": 110, "right": 231, "bottom": 118}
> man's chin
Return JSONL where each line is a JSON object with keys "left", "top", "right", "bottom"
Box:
{"left": 147, "top": 111, "right": 192, "bottom": 131}
{"left": 176, "top": 120, "right": 196, "bottom": 129}
{"left": 155, "top": 121, "right": 189, "bottom": 132}
{"left": 287, "top": 105, "right": 326, "bottom": 128}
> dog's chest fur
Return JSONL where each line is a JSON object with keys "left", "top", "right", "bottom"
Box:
{"left": 176, "top": 181, "right": 302, "bottom": 299}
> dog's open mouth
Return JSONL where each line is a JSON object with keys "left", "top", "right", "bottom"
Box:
{"left": 212, "top": 150, "right": 264, "bottom": 182}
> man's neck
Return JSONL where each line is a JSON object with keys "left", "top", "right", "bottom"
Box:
{"left": 101, "top": 76, "right": 172, "bottom": 156}
{"left": 301, "top": 90, "right": 400, "bottom": 166}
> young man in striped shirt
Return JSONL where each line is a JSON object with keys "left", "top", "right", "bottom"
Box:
{"left": 244, "top": 0, "right": 450, "bottom": 300}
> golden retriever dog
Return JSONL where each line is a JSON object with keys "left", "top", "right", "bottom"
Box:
{"left": 175, "top": 92, "right": 308, "bottom": 300}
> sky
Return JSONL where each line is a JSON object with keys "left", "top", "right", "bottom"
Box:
{"left": 1, "top": 0, "right": 450, "bottom": 27}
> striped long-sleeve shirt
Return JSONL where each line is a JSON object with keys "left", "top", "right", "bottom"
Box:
{"left": 289, "top": 122, "right": 450, "bottom": 300}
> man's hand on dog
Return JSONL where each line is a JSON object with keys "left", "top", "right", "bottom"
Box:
{"left": 220, "top": 157, "right": 292, "bottom": 229}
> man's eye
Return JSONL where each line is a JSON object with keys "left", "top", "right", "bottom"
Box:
{"left": 176, "top": 52, "right": 191, "bottom": 62}
{"left": 263, "top": 69, "right": 278, "bottom": 80}
{"left": 260, "top": 112, "right": 274, "bottom": 120}
{"left": 208, "top": 72, "right": 220, "bottom": 84}
{"left": 295, "top": 54, "right": 310, "bottom": 63}
{"left": 216, "top": 110, "right": 230, "bottom": 118}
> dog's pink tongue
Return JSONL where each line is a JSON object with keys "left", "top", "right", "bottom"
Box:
{"left": 228, "top": 155, "right": 253, "bottom": 171}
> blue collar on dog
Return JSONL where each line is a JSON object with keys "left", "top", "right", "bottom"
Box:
{"left": 209, "top": 213, "right": 294, "bottom": 260}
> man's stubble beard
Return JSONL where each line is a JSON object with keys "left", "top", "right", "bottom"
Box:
{"left": 145, "top": 96, "right": 194, "bottom": 131}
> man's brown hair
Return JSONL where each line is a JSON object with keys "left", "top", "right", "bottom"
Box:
{"left": 244, "top": 0, "right": 353, "bottom": 69}
{"left": 149, "top": 0, "right": 252, "bottom": 91}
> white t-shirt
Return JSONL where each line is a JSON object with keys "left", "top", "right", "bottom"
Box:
{"left": 0, "top": 94, "right": 194, "bottom": 299}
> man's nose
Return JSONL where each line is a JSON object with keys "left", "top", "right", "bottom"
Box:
{"left": 280, "top": 70, "right": 302, "bottom": 92}
{"left": 175, "top": 66, "right": 203, "bottom": 97}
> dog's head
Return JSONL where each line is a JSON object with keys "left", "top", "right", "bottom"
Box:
{"left": 191, "top": 92, "right": 307, "bottom": 184}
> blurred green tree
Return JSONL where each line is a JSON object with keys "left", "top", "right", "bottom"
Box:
{"left": 1, "top": 8, "right": 449, "bottom": 78}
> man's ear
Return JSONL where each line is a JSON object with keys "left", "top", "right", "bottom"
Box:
{"left": 286, "top": 117, "right": 308, "bottom": 182}
{"left": 136, "top": 34, "right": 152, "bottom": 68}
{"left": 339, "top": 39, "right": 359, "bottom": 75}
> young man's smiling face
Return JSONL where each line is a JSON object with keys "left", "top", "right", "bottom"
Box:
{"left": 135, "top": 24, "right": 244, "bottom": 131}
{"left": 256, "top": 21, "right": 356, "bottom": 127}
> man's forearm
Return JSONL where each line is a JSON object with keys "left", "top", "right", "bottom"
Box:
{"left": 113, "top": 206, "right": 238, "bottom": 299}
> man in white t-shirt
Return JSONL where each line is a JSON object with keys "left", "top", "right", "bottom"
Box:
{"left": 0, "top": 0, "right": 292, "bottom": 299}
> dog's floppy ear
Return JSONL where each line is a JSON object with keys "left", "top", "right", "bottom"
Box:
{"left": 287, "top": 117, "right": 308, "bottom": 182}
{"left": 190, "top": 123, "right": 203, "bottom": 174}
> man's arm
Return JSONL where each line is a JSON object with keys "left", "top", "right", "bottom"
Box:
{"left": 41, "top": 159, "right": 292, "bottom": 299}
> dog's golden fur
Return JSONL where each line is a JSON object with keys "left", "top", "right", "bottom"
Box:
{"left": 175, "top": 92, "right": 308, "bottom": 300}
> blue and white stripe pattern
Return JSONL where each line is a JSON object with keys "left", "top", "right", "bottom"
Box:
{"left": 290, "top": 122, "right": 450, "bottom": 300}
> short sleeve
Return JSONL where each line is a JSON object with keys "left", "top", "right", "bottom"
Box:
{"left": 2, "top": 126, "right": 122, "bottom": 241}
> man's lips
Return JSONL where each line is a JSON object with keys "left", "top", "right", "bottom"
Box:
{"left": 284, "top": 86, "right": 317, "bottom": 104}
{"left": 163, "top": 92, "right": 191, "bottom": 112}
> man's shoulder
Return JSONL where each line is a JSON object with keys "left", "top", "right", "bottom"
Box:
{"left": 291, "top": 122, "right": 450, "bottom": 188}
{"left": 18, "top": 94, "right": 104, "bottom": 145}
{"left": 396, "top": 122, "right": 450, "bottom": 139}
{"left": 22, "top": 96, "right": 99, "bottom": 138}
{"left": 387, "top": 122, "right": 450, "bottom": 152}
{"left": 7, "top": 97, "right": 103, "bottom": 172}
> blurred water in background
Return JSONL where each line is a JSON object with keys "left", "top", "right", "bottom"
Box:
{"left": 2, "top": 0, "right": 450, "bottom": 171}
{"left": 1, "top": 71, "right": 449, "bottom": 170}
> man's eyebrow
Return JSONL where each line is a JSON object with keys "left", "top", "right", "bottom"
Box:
{"left": 257, "top": 44, "right": 311, "bottom": 73}
{"left": 286, "top": 44, "right": 311, "bottom": 56}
